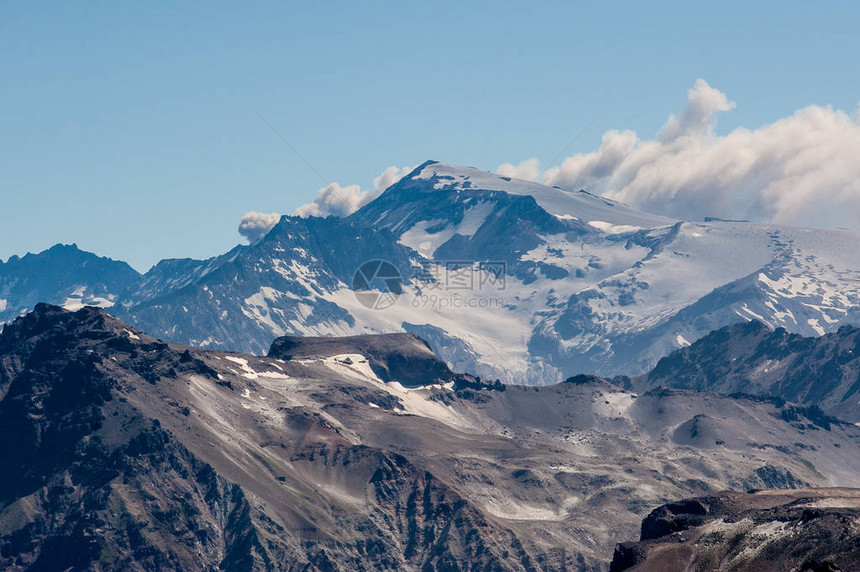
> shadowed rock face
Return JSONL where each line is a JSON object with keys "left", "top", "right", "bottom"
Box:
{"left": 4, "top": 305, "right": 860, "bottom": 571}
{"left": 635, "top": 319, "right": 860, "bottom": 421}
{"left": 610, "top": 488, "right": 860, "bottom": 572}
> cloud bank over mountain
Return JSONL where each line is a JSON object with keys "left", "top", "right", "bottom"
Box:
{"left": 291, "top": 164, "right": 416, "bottom": 220}
{"left": 246, "top": 80, "right": 860, "bottom": 234}
{"left": 496, "top": 157, "right": 540, "bottom": 181}
{"left": 373, "top": 165, "right": 416, "bottom": 194}
{"left": 239, "top": 165, "right": 416, "bottom": 241}
{"left": 501, "top": 79, "right": 860, "bottom": 229}
{"left": 293, "top": 182, "right": 374, "bottom": 218}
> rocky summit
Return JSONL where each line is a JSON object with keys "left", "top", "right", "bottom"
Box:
{"left": 610, "top": 488, "right": 860, "bottom": 571}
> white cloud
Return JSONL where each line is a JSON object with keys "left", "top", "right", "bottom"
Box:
{"left": 294, "top": 165, "right": 415, "bottom": 218}
{"left": 542, "top": 130, "right": 638, "bottom": 190}
{"left": 658, "top": 78, "right": 736, "bottom": 142}
{"left": 374, "top": 165, "right": 416, "bottom": 192}
{"left": 294, "top": 182, "right": 375, "bottom": 218}
{"left": 496, "top": 158, "right": 540, "bottom": 181}
{"left": 517, "top": 79, "right": 860, "bottom": 230}
{"left": 238, "top": 211, "right": 281, "bottom": 244}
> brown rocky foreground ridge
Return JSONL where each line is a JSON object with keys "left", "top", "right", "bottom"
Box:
{"left": 611, "top": 488, "right": 860, "bottom": 571}
{"left": 2, "top": 304, "right": 860, "bottom": 570}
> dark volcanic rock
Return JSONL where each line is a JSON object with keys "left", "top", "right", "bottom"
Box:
{"left": 610, "top": 488, "right": 860, "bottom": 572}
{"left": 608, "top": 543, "right": 647, "bottom": 572}
{"left": 639, "top": 498, "right": 710, "bottom": 540}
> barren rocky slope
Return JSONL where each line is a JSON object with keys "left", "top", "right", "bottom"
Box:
{"left": 635, "top": 319, "right": 860, "bottom": 422}
{"left": 3, "top": 305, "right": 860, "bottom": 570}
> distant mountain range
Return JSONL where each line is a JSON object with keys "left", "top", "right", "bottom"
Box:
{"left": 631, "top": 319, "right": 860, "bottom": 422}
{"left": 4, "top": 161, "right": 860, "bottom": 383}
{"left": 0, "top": 243, "right": 139, "bottom": 317}
{"left": 3, "top": 305, "right": 860, "bottom": 570}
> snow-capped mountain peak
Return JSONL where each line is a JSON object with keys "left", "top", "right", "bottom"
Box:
{"left": 4, "top": 161, "right": 860, "bottom": 387}
{"left": 402, "top": 160, "right": 676, "bottom": 230}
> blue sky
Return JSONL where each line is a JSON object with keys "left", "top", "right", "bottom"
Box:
{"left": 2, "top": 1, "right": 859, "bottom": 271}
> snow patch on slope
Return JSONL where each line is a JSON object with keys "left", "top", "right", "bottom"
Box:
{"left": 225, "top": 355, "right": 291, "bottom": 380}
{"left": 319, "top": 353, "right": 479, "bottom": 429}
{"left": 587, "top": 220, "right": 642, "bottom": 234}
{"left": 399, "top": 220, "right": 457, "bottom": 258}
{"left": 398, "top": 200, "right": 494, "bottom": 257}
{"left": 62, "top": 286, "right": 116, "bottom": 311}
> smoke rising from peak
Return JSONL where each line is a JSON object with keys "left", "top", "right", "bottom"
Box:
{"left": 293, "top": 165, "right": 416, "bottom": 219}
{"left": 238, "top": 212, "right": 281, "bottom": 244}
